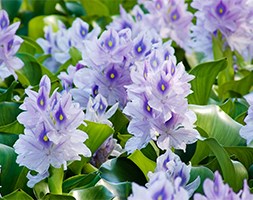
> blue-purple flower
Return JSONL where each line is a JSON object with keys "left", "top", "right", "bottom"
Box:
{"left": 0, "top": 10, "right": 23, "bottom": 80}
{"left": 193, "top": 171, "right": 253, "bottom": 200}
{"left": 14, "top": 75, "right": 91, "bottom": 187}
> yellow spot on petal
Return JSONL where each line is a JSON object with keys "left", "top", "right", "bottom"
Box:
{"left": 108, "top": 40, "right": 113, "bottom": 47}
{"left": 40, "top": 99, "right": 44, "bottom": 106}
{"left": 172, "top": 14, "right": 177, "bottom": 20}
{"left": 110, "top": 73, "right": 115, "bottom": 79}
{"left": 137, "top": 46, "right": 142, "bottom": 53}
{"left": 158, "top": 195, "right": 163, "bottom": 200}
{"left": 146, "top": 105, "right": 151, "bottom": 112}
{"left": 59, "top": 114, "right": 64, "bottom": 121}
{"left": 81, "top": 30, "right": 85, "bottom": 35}
{"left": 219, "top": 8, "right": 223, "bottom": 14}
{"left": 161, "top": 84, "right": 166, "bottom": 91}
{"left": 156, "top": 3, "right": 161, "bottom": 9}
{"left": 43, "top": 135, "right": 49, "bottom": 142}
{"left": 100, "top": 104, "right": 104, "bottom": 110}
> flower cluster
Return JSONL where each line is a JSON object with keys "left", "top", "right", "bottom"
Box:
{"left": 191, "top": 0, "right": 253, "bottom": 61}
{"left": 14, "top": 75, "right": 91, "bottom": 187}
{"left": 123, "top": 45, "right": 199, "bottom": 152}
{"left": 194, "top": 171, "right": 253, "bottom": 200}
{"left": 108, "top": 0, "right": 193, "bottom": 50}
{"left": 37, "top": 18, "right": 100, "bottom": 72}
{"left": 129, "top": 149, "right": 199, "bottom": 199}
{"left": 0, "top": 10, "right": 23, "bottom": 80}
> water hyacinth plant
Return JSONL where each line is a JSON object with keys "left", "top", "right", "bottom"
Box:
{"left": 0, "top": 0, "right": 253, "bottom": 199}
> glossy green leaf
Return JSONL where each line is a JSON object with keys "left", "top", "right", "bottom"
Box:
{"left": 219, "top": 71, "right": 253, "bottom": 100}
{"left": 16, "top": 53, "right": 43, "bottom": 86}
{"left": 128, "top": 150, "right": 156, "bottom": 179}
{"left": 100, "top": 180, "right": 131, "bottom": 200}
{"left": 99, "top": 157, "right": 146, "bottom": 185}
{"left": 110, "top": 109, "right": 129, "bottom": 135}
{"left": 189, "top": 166, "right": 214, "bottom": 194}
{"left": 65, "top": 1, "right": 86, "bottom": 16}
{"left": 33, "top": 180, "right": 49, "bottom": 200}
{"left": 41, "top": 193, "right": 75, "bottom": 200}
{"left": 192, "top": 138, "right": 237, "bottom": 190}
{"left": 232, "top": 160, "right": 248, "bottom": 192}
{"left": 70, "top": 185, "right": 114, "bottom": 200}
{"left": 69, "top": 121, "right": 114, "bottom": 174}
{"left": 69, "top": 47, "right": 82, "bottom": 65}
{"left": 220, "top": 99, "right": 248, "bottom": 119}
{"left": 0, "top": 102, "right": 24, "bottom": 134}
{"left": 0, "top": 144, "right": 30, "bottom": 196}
{"left": 190, "top": 104, "right": 245, "bottom": 146}
{"left": 188, "top": 58, "right": 227, "bottom": 105}
{"left": 63, "top": 172, "right": 100, "bottom": 193}
{"left": 2, "top": 189, "right": 33, "bottom": 200}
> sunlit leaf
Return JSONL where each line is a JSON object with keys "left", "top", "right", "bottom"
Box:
{"left": 190, "top": 104, "right": 245, "bottom": 146}
{"left": 41, "top": 193, "right": 75, "bottom": 200}
{"left": 2, "top": 189, "right": 33, "bottom": 200}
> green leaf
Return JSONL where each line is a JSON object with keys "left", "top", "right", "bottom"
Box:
{"left": 190, "top": 104, "right": 245, "bottom": 146}
{"left": 225, "top": 146, "right": 253, "bottom": 169}
{"left": 1, "top": 0, "right": 22, "bottom": 21}
{"left": 0, "top": 133, "right": 19, "bottom": 147}
{"left": 220, "top": 99, "right": 248, "bottom": 119}
{"left": 48, "top": 166, "right": 64, "bottom": 194}
{"left": 63, "top": 172, "right": 100, "bottom": 193}
{"left": 69, "top": 121, "right": 114, "bottom": 174}
{"left": 219, "top": 71, "right": 253, "bottom": 100}
{"left": 65, "top": 1, "right": 86, "bottom": 16}
{"left": 232, "top": 160, "right": 248, "bottom": 192}
{"left": 70, "top": 185, "right": 114, "bottom": 200}
{"left": 41, "top": 193, "right": 75, "bottom": 200}
{"left": 192, "top": 138, "right": 237, "bottom": 190}
{"left": 28, "top": 15, "right": 67, "bottom": 40}
{"left": 16, "top": 53, "right": 43, "bottom": 86}
{"left": 0, "top": 81, "right": 18, "bottom": 102}
{"left": 100, "top": 180, "right": 131, "bottom": 200}
{"left": 2, "top": 189, "right": 33, "bottom": 200}
{"left": 128, "top": 150, "right": 156, "bottom": 179}
{"left": 19, "top": 36, "right": 44, "bottom": 55}
{"left": 80, "top": 0, "right": 109, "bottom": 17}
{"left": 189, "top": 166, "right": 214, "bottom": 194}
{"left": 0, "top": 102, "right": 24, "bottom": 134}
{"left": 99, "top": 157, "right": 146, "bottom": 185}
{"left": 69, "top": 47, "right": 82, "bottom": 65}
{"left": 188, "top": 58, "right": 227, "bottom": 105}
{"left": 33, "top": 180, "right": 49, "bottom": 200}
{"left": 0, "top": 144, "right": 30, "bottom": 196}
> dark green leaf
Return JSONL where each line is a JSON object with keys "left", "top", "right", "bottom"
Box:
{"left": 65, "top": 1, "right": 86, "bottom": 16}
{"left": 1, "top": 0, "right": 22, "bottom": 21}
{"left": 190, "top": 104, "right": 245, "bottom": 146}
{"left": 0, "top": 102, "right": 24, "bottom": 134}
{"left": 70, "top": 185, "right": 114, "bottom": 200}
{"left": 63, "top": 172, "right": 100, "bottom": 193}
{"left": 0, "top": 133, "right": 19, "bottom": 147}
{"left": 219, "top": 72, "right": 253, "bottom": 100}
{"left": 188, "top": 58, "right": 227, "bottom": 105}
{"left": 0, "top": 144, "right": 30, "bottom": 196}
{"left": 232, "top": 160, "right": 248, "bottom": 192}
{"left": 41, "top": 193, "right": 76, "bottom": 200}
{"left": 128, "top": 150, "right": 156, "bottom": 179}
{"left": 0, "top": 81, "right": 18, "bottom": 102}
{"left": 19, "top": 36, "right": 44, "bottom": 55}
{"left": 99, "top": 157, "right": 146, "bottom": 185}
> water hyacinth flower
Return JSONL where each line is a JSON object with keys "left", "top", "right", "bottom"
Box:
{"left": 194, "top": 171, "right": 253, "bottom": 200}
{"left": 129, "top": 172, "right": 189, "bottom": 200}
{"left": 0, "top": 10, "right": 23, "bottom": 80}
{"left": 191, "top": 0, "right": 253, "bottom": 61}
{"left": 14, "top": 75, "right": 91, "bottom": 187}
{"left": 124, "top": 54, "right": 199, "bottom": 152}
